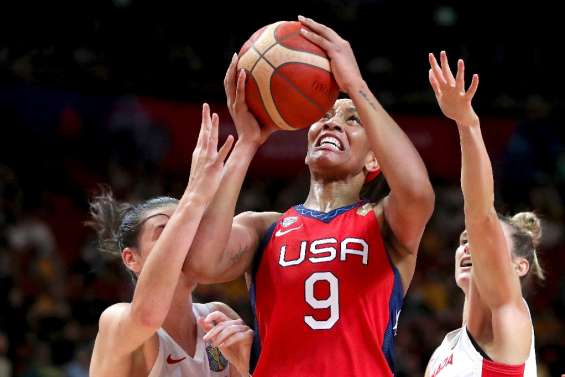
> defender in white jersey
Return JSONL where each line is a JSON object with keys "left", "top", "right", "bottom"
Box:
{"left": 88, "top": 105, "right": 253, "bottom": 377}
{"left": 425, "top": 52, "right": 545, "bottom": 377}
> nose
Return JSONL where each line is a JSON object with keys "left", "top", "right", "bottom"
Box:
{"left": 322, "top": 121, "right": 343, "bottom": 133}
{"left": 463, "top": 245, "right": 470, "bottom": 255}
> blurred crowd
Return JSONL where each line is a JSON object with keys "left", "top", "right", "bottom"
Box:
{"left": 0, "top": 87, "right": 564, "bottom": 377}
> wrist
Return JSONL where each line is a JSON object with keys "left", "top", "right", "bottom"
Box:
{"left": 456, "top": 113, "right": 480, "bottom": 129}
{"left": 180, "top": 192, "right": 209, "bottom": 210}
{"left": 234, "top": 138, "right": 261, "bottom": 153}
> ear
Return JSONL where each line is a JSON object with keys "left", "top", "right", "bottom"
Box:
{"left": 122, "top": 247, "right": 142, "bottom": 276}
{"left": 364, "top": 150, "right": 380, "bottom": 173}
{"left": 514, "top": 257, "right": 530, "bottom": 278}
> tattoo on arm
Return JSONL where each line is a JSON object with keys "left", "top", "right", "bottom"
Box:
{"left": 229, "top": 247, "right": 246, "bottom": 265}
{"left": 358, "top": 90, "right": 378, "bottom": 112}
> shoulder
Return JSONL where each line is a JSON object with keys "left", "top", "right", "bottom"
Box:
{"left": 235, "top": 211, "right": 282, "bottom": 227}
{"left": 99, "top": 303, "right": 131, "bottom": 329}
{"left": 234, "top": 211, "right": 282, "bottom": 238}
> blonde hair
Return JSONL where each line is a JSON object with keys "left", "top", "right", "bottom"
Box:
{"left": 504, "top": 212, "right": 545, "bottom": 289}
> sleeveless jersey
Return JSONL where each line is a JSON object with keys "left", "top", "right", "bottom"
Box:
{"left": 148, "top": 303, "right": 231, "bottom": 377}
{"left": 427, "top": 324, "right": 537, "bottom": 377}
{"left": 250, "top": 201, "right": 404, "bottom": 377}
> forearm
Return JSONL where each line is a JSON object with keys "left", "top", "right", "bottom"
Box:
{"left": 459, "top": 120, "right": 522, "bottom": 306}
{"left": 131, "top": 197, "right": 206, "bottom": 327}
{"left": 458, "top": 119, "right": 496, "bottom": 221}
{"left": 348, "top": 81, "right": 433, "bottom": 201}
{"left": 185, "top": 141, "right": 259, "bottom": 276}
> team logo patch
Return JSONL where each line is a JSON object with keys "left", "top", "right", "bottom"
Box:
{"left": 281, "top": 216, "right": 298, "bottom": 227}
{"left": 357, "top": 203, "right": 373, "bottom": 216}
{"left": 205, "top": 345, "right": 228, "bottom": 372}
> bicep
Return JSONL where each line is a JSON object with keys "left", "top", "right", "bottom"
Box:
{"left": 378, "top": 196, "right": 428, "bottom": 293}
{"left": 382, "top": 192, "right": 432, "bottom": 256}
{"left": 199, "top": 211, "right": 280, "bottom": 284}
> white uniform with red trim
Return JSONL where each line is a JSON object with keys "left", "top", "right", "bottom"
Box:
{"left": 148, "top": 303, "right": 231, "bottom": 377}
{"left": 427, "top": 324, "right": 536, "bottom": 377}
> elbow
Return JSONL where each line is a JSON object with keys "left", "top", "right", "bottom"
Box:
{"left": 183, "top": 256, "right": 220, "bottom": 284}
{"left": 183, "top": 259, "right": 224, "bottom": 284}
{"left": 405, "top": 180, "right": 435, "bottom": 218}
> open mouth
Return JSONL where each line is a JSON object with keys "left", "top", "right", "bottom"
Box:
{"left": 460, "top": 257, "right": 472, "bottom": 268}
{"left": 315, "top": 133, "right": 344, "bottom": 151}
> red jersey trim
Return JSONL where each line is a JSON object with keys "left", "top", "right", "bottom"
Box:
{"left": 482, "top": 358, "right": 525, "bottom": 377}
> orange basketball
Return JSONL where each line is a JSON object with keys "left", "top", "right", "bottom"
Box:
{"left": 237, "top": 21, "right": 340, "bottom": 131}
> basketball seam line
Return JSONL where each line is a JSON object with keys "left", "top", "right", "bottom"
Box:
{"left": 249, "top": 23, "right": 329, "bottom": 128}
{"left": 250, "top": 44, "right": 274, "bottom": 74}
{"left": 263, "top": 55, "right": 326, "bottom": 114}
{"left": 273, "top": 26, "right": 327, "bottom": 59}
{"left": 244, "top": 70, "right": 292, "bottom": 130}
{"left": 250, "top": 27, "right": 322, "bottom": 74}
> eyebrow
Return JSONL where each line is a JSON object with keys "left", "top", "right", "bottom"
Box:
{"left": 138, "top": 213, "right": 171, "bottom": 232}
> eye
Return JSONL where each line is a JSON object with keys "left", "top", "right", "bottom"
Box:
{"left": 347, "top": 115, "right": 361, "bottom": 124}
{"left": 459, "top": 232, "right": 468, "bottom": 245}
{"left": 152, "top": 224, "right": 166, "bottom": 240}
{"left": 322, "top": 111, "right": 333, "bottom": 120}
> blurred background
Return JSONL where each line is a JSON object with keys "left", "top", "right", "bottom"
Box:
{"left": 0, "top": 0, "right": 563, "bottom": 376}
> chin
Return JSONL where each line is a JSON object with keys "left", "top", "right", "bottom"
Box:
{"left": 455, "top": 273, "right": 471, "bottom": 292}
{"left": 307, "top": 156, "right": 348, "bottom": 177}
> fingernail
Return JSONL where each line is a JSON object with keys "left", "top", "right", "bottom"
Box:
{"left": 300, "top": 28, "right": 307, "bottom": 33}
{"left": 298, "top": 15, "right": 305, "bottom": 20}
{"left": 232, "top": 53, "right": 237, "bottom": 61}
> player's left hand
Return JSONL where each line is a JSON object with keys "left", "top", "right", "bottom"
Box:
{"left": 199, "top": 310, "right": 253, "bottom": 376}
{"left": 298, "top": 15, "right": 363, "bottom": 94}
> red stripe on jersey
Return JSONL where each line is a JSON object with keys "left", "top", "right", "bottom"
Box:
{"left": 251, "top": 202, "right": 401, "bottom": 377}
{"left": 482, "top": 359, "right": 525, "bottom": 376}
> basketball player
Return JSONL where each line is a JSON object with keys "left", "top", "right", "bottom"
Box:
{"left": 424, "top": 51, "right": 543, "bottom": 377}
{"left": 183, "top": 16, "right": 435, "bottom": 376}
{"left": 88, "top": 104, "right": 253, "bottom": 377}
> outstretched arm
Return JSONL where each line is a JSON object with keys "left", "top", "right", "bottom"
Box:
{"left": 429, "top": 51, "right": 530, "bottom": 362}
{"left": 428, "top": 51, "right": 523, "bottom": 308}
{"left": 299, "top": 16, "right": 434, "bottom": 287}
{"left": 91, "top": 105, "right": 234, "bottom": 375}
{"left": 184, "top": 54, "right": 279, "bottom": 283}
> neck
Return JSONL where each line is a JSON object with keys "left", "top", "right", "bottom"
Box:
{"left": 304, "top": 174, "right": 363, "bottom": 212}
{"left": 162, "top": 281, "right": 196, "bottom": 346}
{"left": 462, "top": 293, "right": 471, "bottom": 327}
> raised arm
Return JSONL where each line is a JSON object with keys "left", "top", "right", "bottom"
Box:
{"left": 298, "top": 16, "right": 434, "bottom": 283}
{"left": 90, "top": 105, "right": 234, "bottom": 374}
{"left": 184, "top": 54, "right": 279, "bottom": 284}
{"left": 428, "top": 51, "right": 524, "bottom": 309}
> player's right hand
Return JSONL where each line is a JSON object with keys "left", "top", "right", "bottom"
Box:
{"left": 199, "top": 310, "right": 253, "bottom": 377}
{"left": 225, "top": 53, "right": 275, "bottom": 146}
{"left": 185, "top": 103, "right": 234, "bottom": 204}
{"left": 428, "top": 51, "right": 480, "bottom": 128}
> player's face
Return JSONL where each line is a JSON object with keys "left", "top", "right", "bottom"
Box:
{"left": 454, "top": 222, "right": 521, "bottom": 293}
{"left": 124, "top": 203, "right": 196, "bottom": 290}
{"left": 454, "top": 230, "right": 472, "bottom": 291}
{"left": 136, "top": 204, "right": 177, "bottom": 261}
{"left": 305, "top": 99, "right": 372, "bottom": 179}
